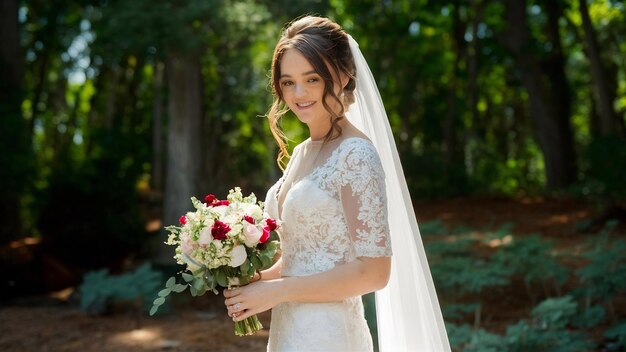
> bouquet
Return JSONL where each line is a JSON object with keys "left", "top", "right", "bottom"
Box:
{"left": 150, "top": 187, "right": 280, "bottom": 336}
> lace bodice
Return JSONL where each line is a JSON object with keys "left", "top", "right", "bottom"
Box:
{"left": 264, "top": 137, "right": 392, "bottom": 277}
{"left": 264, "top": 137, "right": 392, "bottom": 351}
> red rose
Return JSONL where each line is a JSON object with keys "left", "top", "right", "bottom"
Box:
{"left": 204, "top": 194, "right": 230, "bottom": 207}
{"left": 215, "top": 200, "right": 230, "bottom": 207}
{"left": 211, "top": 220, "right": 231, "bottom": 240}
{"left": 259, "top": 226, "right": 270, "bottom": 244}
{"left": 266, "top": 218, "right": 278, "bottom": 231}
{"left": 204, "top": 194, "right": 217, "bottom": 205}
{"left": 179, "top": 215, "right": 187, "bottom": 225}
{"left": 244, "top": 215, "right": 255, "bottom": 224}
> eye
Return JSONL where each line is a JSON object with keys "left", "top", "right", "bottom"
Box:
{"left": 281, "top": 80, "right": 293, "bottom": 87}
{"left": 307, "top": 78, "right": 320, "bottom": 83}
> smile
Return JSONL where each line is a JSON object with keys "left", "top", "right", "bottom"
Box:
{"left": 296, "top": 101, "right": 315, "bottom": 108}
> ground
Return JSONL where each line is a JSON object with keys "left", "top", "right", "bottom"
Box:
{"left": 0, "top": 196, "right": 622, "bottom": 351}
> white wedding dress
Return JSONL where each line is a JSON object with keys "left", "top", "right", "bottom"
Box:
{"left": 263, "top": 136, "right": 392, "bottom": 352}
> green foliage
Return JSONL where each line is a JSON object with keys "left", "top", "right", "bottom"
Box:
{"left": 491, "top": 235, "right": 569, "bottom": 298}
{"left": 504, "top": 296, "right": 595, "bottom": 352}
{"left": 447, "top": 323, "right": 507, "bottom": 352}
{"left": 417, "top": 219, "right": 449, "bottom": 236}
{"left": 575, "top": 234, "right": 626, "bottom": 304}
{"left": 573, "top": 305, "right": 606, "bottom": 329}
{"left": 605, "top": 321, "right": 626, "bottom": 345}
{"left": 37, "top": 147, "right": 148, "bottom": 268}
{"left": 432, "top": 257, "right": 513, "bottom": 294}
{"left": 581, "top": 136, "right": 626, "bottom": 201}
{"left": 79, "top": 263, "right": 163, "bottom": 314}
{"left": 449, "top": 297, "right": 596, "bottom": 352}
{"left": 443, "top": 303, "right": 481, "bottom": 321}
{"left": 427, "top": 220, "right": 624, "bottom": 350}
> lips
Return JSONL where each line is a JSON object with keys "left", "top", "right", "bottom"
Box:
{"left": 296, "top": 101, "right": 315, "bottom": 109}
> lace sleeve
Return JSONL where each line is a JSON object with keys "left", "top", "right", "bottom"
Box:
{"left": 339, "top": 140, "right": 392, "bottom": 258}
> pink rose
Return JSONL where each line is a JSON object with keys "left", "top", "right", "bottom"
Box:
{"left": 198, "top": 227, "right": 212, "bottom": 246}
{"left": 243, "top": 223, "right": 262, "bottom": 246}
{"left": 179, "top": 215, "right": 187, "bottom": 225}
{"left": 180, "top": 232, "right": 193, "bottom": 255}
{"left": 211, "top": 220, "right": 230, "bottom": 240}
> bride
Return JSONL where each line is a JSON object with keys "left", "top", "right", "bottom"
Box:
{"left": 223, "top": 15, "right": 450, "bottom": 352}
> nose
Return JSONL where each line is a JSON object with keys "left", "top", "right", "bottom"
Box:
{"left": 294, "top": 83, "right": 306, "bottom": 97}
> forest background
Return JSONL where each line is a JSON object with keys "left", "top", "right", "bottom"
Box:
{"left": 1, "top": 0, "right": 625, "bottom": 351}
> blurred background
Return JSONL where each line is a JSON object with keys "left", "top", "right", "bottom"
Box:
{"left": 1, "top": 0, "right": 625, "bottom": 351}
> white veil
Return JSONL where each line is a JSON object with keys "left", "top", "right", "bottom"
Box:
{"left": 345, "top": 35, "right": 451, "bottom": 352}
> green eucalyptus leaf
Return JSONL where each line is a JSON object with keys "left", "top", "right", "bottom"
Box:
{"left": 251, "top": 255, "right": 262, "bottom": 269}
{"left": 166, "top": 277, "right": 176, "bottom": 288}
{"left": 153, "top": 297, "right": 165, "bottom": 306}
{"left": 158, "top": 288, "right": 171, "bottom": 297}
{"left": 260, "top": 253, "right": 272, "bottom": 268}
{"left": 193, "top": 278, "right": 205, "bottom": 291}
{"left": 182, "top": 273, "right": 194, "bottom": 282}
{"left": 173, "top": 284, "right": 187, "bottom": 293}
{"left": 216, "top": 270, "right": 228, "bottom": 287}
{"left": 150, "top": 305, "right": 159, "bottom": 316}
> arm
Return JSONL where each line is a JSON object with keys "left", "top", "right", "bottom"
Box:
{"left": 279, "top": 255, "right": 390, "bottom": 302}
{"left": 251, "top": 256, "right": 283, "bottom": 281}
{"left": 224, "top": 255, "right": 390, "bottom": 321}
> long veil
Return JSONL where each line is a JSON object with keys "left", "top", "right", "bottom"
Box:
{"left": 345, "top": 35, "right": 451, "bottom": 352}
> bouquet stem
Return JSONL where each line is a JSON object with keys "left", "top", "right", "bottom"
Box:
{"left": 234, "top": 314, "right": 263, "bottom": 336}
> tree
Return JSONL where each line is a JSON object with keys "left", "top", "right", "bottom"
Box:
{"left": 0, "top": 0, "right": 31, "bottom": 244}
{"left": 500, "top": 0, "right": 577, "bottom": 189}
{"left": 578, "top": 0, "right": 620, "bottom": 136}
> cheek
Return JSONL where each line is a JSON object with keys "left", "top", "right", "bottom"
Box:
{"left": 280, "top": 89, "right": 293, "bottom": 103}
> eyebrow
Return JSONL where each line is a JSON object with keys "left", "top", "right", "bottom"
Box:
{"left": 280, "top": 70, "right": 317, "bottom": 79}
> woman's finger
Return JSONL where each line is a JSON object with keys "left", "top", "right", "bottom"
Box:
{"left": 224, "top": 297, "right": 241, "bottom": 307}
{"left": 233, "top": 307, "right": 254, "bottom": 322}
{"left": 226, "top": 301, "right": 246, "bottom": 314}
{"left": 223, "top": 288, "right": 240, "bottom": 298}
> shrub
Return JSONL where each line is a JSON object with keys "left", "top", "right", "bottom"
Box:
{"left": 79, "top": 263, "right": 163, "bottom": 314}
{"left": 491, "top": 235, "right": 569, "bottom": 301}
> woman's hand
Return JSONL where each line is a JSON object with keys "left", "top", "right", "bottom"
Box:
{"left": 223, "top": 279, "right": 285, "bottom": 322}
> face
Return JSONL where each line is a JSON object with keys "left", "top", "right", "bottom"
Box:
{"left": 278, "top": 49, "right": 345, "bottom": 128}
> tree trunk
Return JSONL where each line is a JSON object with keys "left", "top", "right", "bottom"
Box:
{"left": 444, "top": 1, "right": 465, "bottom": 168}
{"left": 158, "top": 51, "right": 204, "bottom": 264}
{"left": 578, "top": 0, "right": 618, "bottom": 136}
{"left": 0, "top": 0, "right": 29, "bottom": 243}
{"left": 152, "top": 62, "right": 165, "bottom": 192}
{"left": 501, "top": 0, "right": 577, "bottom": 189}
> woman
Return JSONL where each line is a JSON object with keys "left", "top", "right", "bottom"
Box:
{"left": 224, "top": 16, "right": 450, "bottom": 351}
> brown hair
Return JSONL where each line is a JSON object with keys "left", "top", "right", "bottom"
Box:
{"left": 267, "top": 15, "right": 356, "bottom": 169}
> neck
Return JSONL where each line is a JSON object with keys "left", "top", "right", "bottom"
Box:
{"left": 308, "top": 116, "right": 348, "bottom": 142}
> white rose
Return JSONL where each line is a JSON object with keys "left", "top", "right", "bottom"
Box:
{"left": 242, "top": 223, "right": 262, "bottom": 247}
{"left": 229, "top": 245, "right": 247, "bottom": 267}
{"left": 242, "top": 203, "right": 263, "bottom": 219}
